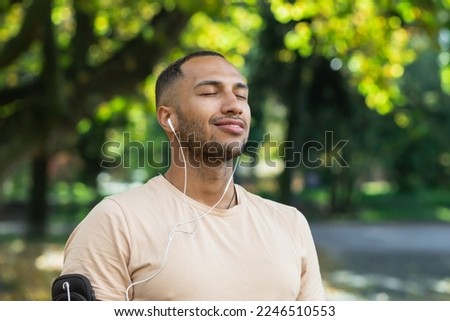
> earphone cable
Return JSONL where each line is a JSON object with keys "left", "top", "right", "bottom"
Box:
{"left": 125, "top": 129, "right": 240, "bottom": 300}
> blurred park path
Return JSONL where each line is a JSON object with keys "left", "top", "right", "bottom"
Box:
{"left": 311, "top": 222, "right": 450, "bottom": 300}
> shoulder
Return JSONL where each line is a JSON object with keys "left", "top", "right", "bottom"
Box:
{"left": 237, "top": 185, "right": 295, "bottom": 210}
{"left": 66, "top": 178, "right": 167, "bottom": 244}
{"left": 236, "top": 184, "right": 308, "bottom": 223}
{"left": 78, "top": 175, "right": 165, "bottom": 223}
{"left": 236, "top": 185, "right": 315, "bottom": 246}
{"left": 105, "top": 175, "right": 165, "bottom": 204}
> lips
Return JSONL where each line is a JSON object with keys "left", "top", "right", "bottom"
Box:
{"left": 214, "top": 117, "right": 245, "bottom": 135}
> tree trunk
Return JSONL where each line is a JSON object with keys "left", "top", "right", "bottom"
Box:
{"left": 280, "top": 57, "right": 316, "bottom": 206}
{"left": 27, "top": 152, "right": 48, "bottom": 238}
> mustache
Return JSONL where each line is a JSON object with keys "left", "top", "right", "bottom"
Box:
{"left": 210, "top": 115, "right": 248, "bottom": 129}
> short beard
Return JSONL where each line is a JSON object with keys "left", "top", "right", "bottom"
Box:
{"left": 176, "top": 110, "right": 245, "bottom": 168}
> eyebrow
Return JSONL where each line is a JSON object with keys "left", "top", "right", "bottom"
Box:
{"left": 194, "top": 80, "right": 249, "bottom": 90}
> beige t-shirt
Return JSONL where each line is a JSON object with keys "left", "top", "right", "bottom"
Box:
{"left": 62, "top": 175, "right": 325, "bottom": 301}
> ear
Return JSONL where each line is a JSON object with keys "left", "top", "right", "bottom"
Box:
{"left": 157, "top": 105, "right": 176, "bottom": 134}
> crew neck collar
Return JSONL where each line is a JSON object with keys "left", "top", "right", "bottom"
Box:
{"left": 155, "top": 174, "right": 241, "bottom": 217}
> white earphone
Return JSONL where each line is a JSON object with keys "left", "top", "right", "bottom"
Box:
{"left": 168, "top": 118, "right": 176, "bottom": 133}
{"left": 125, "top": 115, "right": 240, "bottom": 301}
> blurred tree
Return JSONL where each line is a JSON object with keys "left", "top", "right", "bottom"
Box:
{"left": 247, "top": 3, "right": 378, "bottom": 214}
{"left": 1, "top": 0, "right": 448, "bottom": 233}
{"left": 270, "top": 0, "right": 449, "bottom": 113}
{"left": 0, "top": 0, "right": 193, "bottom": 237}
{"left": 247, "top": 0, "right": 449, "bottom": 214}
{"left": 390, "top": 48, "right": 450, "bottom": 191}
{"left": 0, "top": 0, "right": 260, "bottom": 237}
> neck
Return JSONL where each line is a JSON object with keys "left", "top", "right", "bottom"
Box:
{"left": 164, "top": 158, "right": 237, "bottom": 209}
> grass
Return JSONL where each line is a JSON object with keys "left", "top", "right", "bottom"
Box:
{"left": 299, "top": 187, "right": 450, "bottom": 222}
{"left": 0, "top": 237, "right": 63, "bottom": 300}
{"left": 356, "top": 189, "right": 450, "bottom": 222}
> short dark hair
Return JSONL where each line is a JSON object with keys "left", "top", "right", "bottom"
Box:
{"left": 155, "top": 50, "right": 224, "bottom": 107}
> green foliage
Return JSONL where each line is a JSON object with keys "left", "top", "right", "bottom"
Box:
{"left": 181, "top": 4, "right": 262, "bottom": 66}
{"left": 245, "top": 1, "right": 450, "bottom": 215}
{"left": 0, "top": 0, "right": 449, "bottom": 301}
{"left": 442, "top": 64, "right": 450, "bottom": 93}
{"left": 0, "top": 0, "right": 449, "bottom": 230}
{"left": 0, "top": 0, "right": 264, "bottom": 237}
{"left": 270, "top": 0, "right": 448, "bottom": 114}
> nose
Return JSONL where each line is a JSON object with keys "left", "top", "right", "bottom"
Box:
{"left": 221, "top": 91, "right": 244, "bottom": 115}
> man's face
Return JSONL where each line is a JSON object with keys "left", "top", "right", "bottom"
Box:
{"left": 175, "top": 56, "right": 251, "bottom": 165}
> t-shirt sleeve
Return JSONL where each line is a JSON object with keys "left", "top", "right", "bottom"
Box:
{"left": 295, "top": 213, "right": 326, "bottom": 301}
{"left": 61, "top": 198, "right": 131, "bottom": 300}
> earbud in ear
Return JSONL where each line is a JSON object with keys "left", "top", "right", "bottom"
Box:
{"left": 168, "top": 118, "right": 176, "bottom": 134}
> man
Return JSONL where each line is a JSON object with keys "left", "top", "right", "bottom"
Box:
{"left": 60, "top": 51, "right": 325, "bottom": 300}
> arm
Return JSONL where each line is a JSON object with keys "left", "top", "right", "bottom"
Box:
{"left": 61, "top": 198, "right": 132, "bottom": 300}
{"left": 296, "top": 213, "right": 326, "bottom": 301}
